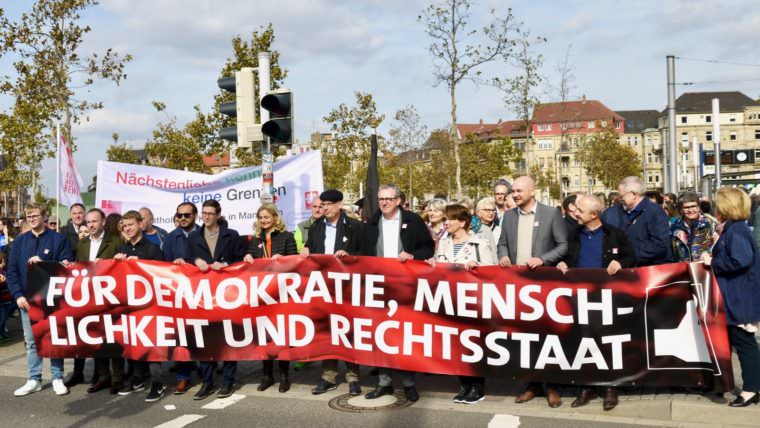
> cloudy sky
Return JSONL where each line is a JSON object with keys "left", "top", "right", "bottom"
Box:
{"left": 3, "top": 0, "right": 760, "bottom": 196}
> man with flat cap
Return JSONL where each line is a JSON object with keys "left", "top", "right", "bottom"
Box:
{"left": 302, "top": 189, "right": 364, "bottom": 396}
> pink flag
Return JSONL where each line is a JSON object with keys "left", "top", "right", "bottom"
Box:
{"left": 58, "top": 135, "right": 84, "bottom": 207}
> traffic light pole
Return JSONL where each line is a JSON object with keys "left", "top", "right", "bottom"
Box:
{"left": 258, "top": 52, "right": 274, "bottom": 202}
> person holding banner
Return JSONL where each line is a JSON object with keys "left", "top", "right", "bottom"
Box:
{"left": 362, "top": 184, "right": 435, "bottom": 403}
{"left": 70, "top": 208, "right": 123, "bottom": 394}
{"left": 187, "top": 199, "right": 245, "bottom": 400}
{"left": 701, "top": 187, "right": 760, "bottom": 407}
{"left": 497, "top": 175, "right": 568, "bottom": 408}
{"left": 7, "top": 203, "right": 73, "bottom": 397}
{"left": 244, "top": 203, "right": 298, "bottom": 393}
{"left": 113, "top": 210, "right": 165, "bottom": 402}
{"left": 162, "top": 202, "right": 200, "bottom": 395}
{"left": 429, "top": 203, "right": 496, "bottom": 405}
{"left": 302, "top": 190, "right": 365, "bottom": 397}
{"left": 600, "top": 176, "right": 672, "bottom": 266}
{"left": 556, "top": 195, "right": 637, "bottom": 410}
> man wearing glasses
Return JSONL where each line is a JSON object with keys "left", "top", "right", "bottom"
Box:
{"left": 361, "top": 184, "right": 435, "bottom": 402}
{"left": 186, "top": 199, "right": 245, "bottom": 400}
{"left": 8, "top": 203, "right": 73, "bottom": 397}
{"left": 493, "top": 180, "right": 515, "bottom": 223}
{"left": 671, "top": 192, "right": 718, "bottom": 262}
{"left": 601, "top": 176, "right": 672, "bottom": 266}
{"left": 162, "top": 202, "right": 200, "bottom": 395}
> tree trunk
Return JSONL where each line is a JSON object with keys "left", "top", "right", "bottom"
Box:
{"left": 451, "top": 82, "right": 461, "bottom": 197}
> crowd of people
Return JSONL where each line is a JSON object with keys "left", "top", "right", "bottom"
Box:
{"left": 1, "top": 174, "right": 760, "bottom": 410}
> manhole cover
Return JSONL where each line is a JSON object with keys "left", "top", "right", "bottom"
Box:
{"left": 328, "top": 391, "right": 413, "bottom": 413}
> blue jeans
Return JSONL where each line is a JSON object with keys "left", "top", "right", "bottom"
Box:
{"left": 200, "top": 361, "right": 236, "bottom": 386}
{"left": 21, "top": 309, "right": 63, "bottom": 381}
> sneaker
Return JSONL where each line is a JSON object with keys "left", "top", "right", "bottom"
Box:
{"left": 217, "top": 384, "right": 234, "bottom": 398}
{"left": 463, "top": 384, "right": 485, "bottom": 404}
{"left": 117, "top": 381, "right": 145, "bottom": 396}
{"left": 453, "top": 385, "right": 470, "bottom": 403}
{"left": 145, "top": 382, "right": 166, "bottom": 402}
{"left": 14, "top": 379, "right": 42, "bottom": 397}
{"left": 52, "top": 379, "right": 69, "bottom": 396}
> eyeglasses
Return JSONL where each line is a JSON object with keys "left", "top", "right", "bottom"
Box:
{"left": 48, "top": 222, "right": 57, "bottom": 226}
{"left": 176, "top": 213, "right": 194, "bottom": 219}
{"left": 378, "top": 197, "right": 398, "bottom": 202}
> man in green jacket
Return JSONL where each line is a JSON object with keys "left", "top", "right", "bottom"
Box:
{"left": 294, "top": 195, "right": 323, "bottom": 252}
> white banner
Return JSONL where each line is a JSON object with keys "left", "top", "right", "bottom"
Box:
{"left": 95, "top": 151, "right": 323, "bottom": 234}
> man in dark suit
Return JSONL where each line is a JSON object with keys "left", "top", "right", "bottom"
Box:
{"left": 303, "top": 190, "right": 364, "bottom": 397}
{"left": 557, "top": 195, "right": 637, "bottom": 411}
{"left": 601, "top": 176, "right": 672, "bottom": 266}
{"left": 497, "top": 175, "right": 568, "bottom": 407}
{"left": 60, "top": 203, "right": 86, "bottom": 250}
{"left": 68, "top": 208, "right": 123, "bottom": 394}
{"left": 362, "top": 184, "right": 435, "bottom": 403}
{"left": 187, "top": 199, "right": 245, "bottom": 401}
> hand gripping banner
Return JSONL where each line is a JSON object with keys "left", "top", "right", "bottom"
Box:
{"left": 27, "top": 256, "right": 733, "bottom": 390}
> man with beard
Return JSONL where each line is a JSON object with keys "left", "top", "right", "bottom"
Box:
{"left": 162, "top": 202, "right": 200, "bottom": 395}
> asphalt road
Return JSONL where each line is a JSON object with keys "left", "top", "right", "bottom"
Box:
{"left": 0, "top": 375, "right": 643, "bottom": 428}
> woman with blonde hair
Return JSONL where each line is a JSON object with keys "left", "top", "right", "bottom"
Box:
{"left": 244, "top": 203, "right": 298, "bottom": 393}
{"left": 701, "top": 187, "right": 760, "bottom": 407}
{"left": 426, "top": 198, "right": 448, "bottom": 247}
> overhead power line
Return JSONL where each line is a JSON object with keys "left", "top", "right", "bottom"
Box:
{"left": 674, "top": 56, "right": 760, "bottom": 68}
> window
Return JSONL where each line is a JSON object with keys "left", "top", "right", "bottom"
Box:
{"left": 648, "top": 175, "right": 653, "bottom": 183}
{"left": 729, "top": 115, "right": 736, "bottom": 123}
{"left": 705, "top": 115, "right": 711, "bottom": 123}
{"left": 655, "top": 175, "right": 660, "bottom": 183}
{"left": 730, "top": 132, "right": 737, "bottom": 141}
{"left": 755, "top": 129, "right": 760, "bottom": 140}
{"left": 538, "top": 140, "right": 553, "bottom": 150}
{"left": 681, "top": 132, "right": 689, "bottom": 144}
{"left": 574, "top": 158, "right": 581, "bottom": 167}
{"left": 706, "top": 131, "right": 712, "bottom": 141}
{"left": 546, "top": 124, "right": 552, "bottom": 131}
{"left": 587, "top": 121, "right": 595, "bottom": 129}
{"left": 574, "top": 176, "right": 580, "bottom": 186}
{"left": 681, "top": 116, "right": 687, "bottom": 124}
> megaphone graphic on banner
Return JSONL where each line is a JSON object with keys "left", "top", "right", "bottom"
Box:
{"left": 653, "top": 298, "right": 711, "bottom": 363}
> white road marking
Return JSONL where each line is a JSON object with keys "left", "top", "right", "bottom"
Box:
{"left": 153, "top": 414, "right": 205, "bottom": 428}
{"left": 164, "top": 405, "right": 176, "bottom": 411}
{"left": 488, "top": 414, "right": 521, "bottom": 428}
{"left": 201, "top": 393, "right": 246, "bottom": 410}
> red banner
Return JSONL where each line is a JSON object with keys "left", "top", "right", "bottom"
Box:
{"left": 27, "top": 256, "right": 733, "bottom": 390}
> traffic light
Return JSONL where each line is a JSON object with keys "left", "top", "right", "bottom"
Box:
{"left": 261, "top": 88, "right": 293, "bottom": 147}
{"left": 217, "top": 68, "right": 262, "bottom": 148}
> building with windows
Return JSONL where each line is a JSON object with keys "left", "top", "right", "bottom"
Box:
{"left": 531, "top": 98, "right": 624, "bottom": 196}
{"left": 617, "top": 110, "right": 662, "bottom": 188}
{"left": 657, "top": 91, "right": 760, "bottom": 191}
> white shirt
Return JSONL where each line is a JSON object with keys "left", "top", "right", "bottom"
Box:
{"left": 380, "top": 210, "right": 401, "bottom": 258}
{"left": 324, "top": 220, "right": 337, "bottom": 255}
{"left": 89, "top": 232, "right": 104, "bottom": 261}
